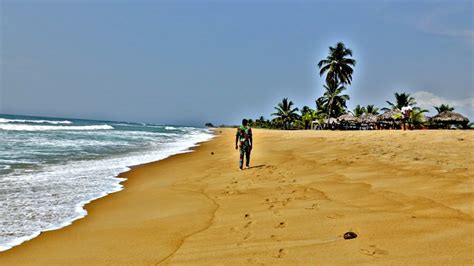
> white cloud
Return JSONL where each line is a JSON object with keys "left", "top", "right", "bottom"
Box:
{"left": 417, "top": 7, "right": 474, "bottom": 45}
{"left": 413, "top": 91, "right": 474, "bottom": 119}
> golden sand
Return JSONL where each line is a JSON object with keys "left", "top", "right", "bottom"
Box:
{"left": 1, "top": 129, "right": 473, "bottom": 264}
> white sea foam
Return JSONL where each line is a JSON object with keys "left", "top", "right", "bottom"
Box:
{"left": 165, "top": 126, "right": 177, "bottom": 130}
{"left": 0, "top": 118, "right": 73, "bottom": 124}
{"left": 0, "top": 127, "right": 214, "bottom": 252}
{"left": 0, "top": 124, "right": 113, "bottom": 131}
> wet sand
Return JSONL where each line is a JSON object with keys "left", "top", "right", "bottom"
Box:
{"left": 1, "top": 129, "right": 473, "bottom": 264}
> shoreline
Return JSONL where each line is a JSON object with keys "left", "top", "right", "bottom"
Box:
{"left": 1, "top": 129, "right": 472, "bottom": 264}
{"left": 0, "top": 130, "right": 214, "bottom": 253}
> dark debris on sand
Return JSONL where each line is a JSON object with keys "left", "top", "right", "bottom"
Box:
{"left": 343, "top": 232, "right": 357, "bottom": 240}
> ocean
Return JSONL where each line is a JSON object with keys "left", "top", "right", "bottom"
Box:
{"left": 0, "top": 114, "right": 213, "bottom": 251}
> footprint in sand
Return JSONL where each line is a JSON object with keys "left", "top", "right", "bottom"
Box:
{"left": 265, "top": 198, "right": 280, "bottom": 206}
{"left": 305, "top": 203, "right": 320, "bottom": 210}
{"left": 230, "top": 227, "right": 241, "bottom": 233}
{"left": 270, "top": 234, "right": 282, "bottom": 242}
{"left": 360, "top": 245, "right": 388, "bottom": 257}
{"left": 275, "top": 221, "right": 287, "bottom": 228}
{"left": 296, "top": 195, "right": 309, "bottom": 200}
{"left": 246, "top": 258, "right": 264, "bottom": 265}
{"left": 275, "top": 248, "right": 288, "bottom": 258}
{"left": 243, "top": 232, "right": 254, "bottom": 240}
{"left": 244, "top": 221, "right": 254, "bottom": 228}
{"left": 326, "top": 213, "right": 344, "bottom": 219}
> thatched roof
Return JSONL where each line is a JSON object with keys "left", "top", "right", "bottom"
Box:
{"left": 359, "top": 113, "right": 378, "bottom": 123}
{"left": 430, "top": 111, "right": 469, "bottom": 123}
{"left": 337, "top": 113, "right": 358, "bottom": 123}
{"left": 378, "top": 110, "right": 401, "bottom": 121}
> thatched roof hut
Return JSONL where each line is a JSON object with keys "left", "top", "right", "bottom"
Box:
{"left": 359, "top": 113, "right": 378, "bottom": 124}
{"left": 323, "top": 117, "right": 338, "bottom": 124}
{"left": 377, "top": 110, "right": 401, "bottom": 121}
{"left": 430, "top": 111, "right": 469, "bottom": 123}
{"left": 337, "top": 113, "right": 358, "bottom": 123}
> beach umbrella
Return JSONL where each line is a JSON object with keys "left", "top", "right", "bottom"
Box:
{"left": 359, "top": 113, "right": 378, "bottom": 124}
{"left": 377, "top": 110, "right": 401, "bottom": 121}
{"left": 430, "top": 111, "right": 469, "bottom": 128}
{"left": 337, "top": 113, "right": 358, "bottom": 123}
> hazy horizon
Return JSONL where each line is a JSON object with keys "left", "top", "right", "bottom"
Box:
{"left": 1, "top": 0, "right": 473, "bottom": 126}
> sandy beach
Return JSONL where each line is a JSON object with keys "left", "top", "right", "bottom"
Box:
{"left": 1, "top": 128, "right": 473, "bottom": 264}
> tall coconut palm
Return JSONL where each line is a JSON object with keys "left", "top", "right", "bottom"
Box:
{"left": 316, "top": 81, "right": 350, "bottom": 120}
{"left": 384, "top": 92, "right": 417, "bottom": 111}
{"left": 352, "top": 104, "right": 366, "bottom": 117}
{"left": 434, "top": 104, "right": 454, "bottom": 113}
{"left": 271, "top": 98, "right": 300, "bottom": 130}
{"left": 318, "top": 42, "right": 356, "bottom": 86}
{"left": 365, "top": 104, "right": 380, "bottom": 115}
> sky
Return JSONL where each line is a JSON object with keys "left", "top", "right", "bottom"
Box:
{"left": 1, "top": 0, "right": 473, "bottom": 126}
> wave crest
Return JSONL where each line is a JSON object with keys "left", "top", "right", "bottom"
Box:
{"left": 0, "top": 124, "right": 114, "bottom": 131}
{"left": 0, "top": 118, "right": 73, "bottom": 125}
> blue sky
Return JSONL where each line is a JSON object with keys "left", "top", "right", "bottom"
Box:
{"left": 1, "top": 0, "right": 473, "bottom": 126}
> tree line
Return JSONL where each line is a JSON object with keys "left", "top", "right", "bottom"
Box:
{"left": 207, "top": 42, "right": 470, "bottom": 129}
{"left": 246, "top": 42, "right": 470, "bottom": 130}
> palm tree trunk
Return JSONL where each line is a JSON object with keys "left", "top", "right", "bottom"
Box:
{"left": 326, "top": 96, "right": 334, "bottom": 129}
{"left": 326, "top": 75, "right": 338, "bottom": 129}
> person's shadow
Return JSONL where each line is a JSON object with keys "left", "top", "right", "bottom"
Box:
{"left": 246, "top": 164, "right": 266, "bottom": 169}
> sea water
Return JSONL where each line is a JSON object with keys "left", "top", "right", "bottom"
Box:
{"left": 0, "top": 114, "right": 213, "bottom": 251}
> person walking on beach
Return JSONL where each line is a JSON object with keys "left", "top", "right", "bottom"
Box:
{"left": 235, "top": 119, "right": 253, "bottom": 170}
{"left": 401, "top": 105, "right": 412, "bottom": 130}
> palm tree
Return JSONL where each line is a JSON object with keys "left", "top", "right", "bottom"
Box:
{"left": 300, "top": 107, "right": 317, "bottom": 129}
{"left": 315, "top": 98, "right": 328, "bottom": 118}
{"left": 365, "top": 104, "right": 380, "bottom": 115}
{"left": 410, "top": 108, "right": 429, "bottom": 128}
{"left": 352, "top": 104, "right": 366, "bottom": 117}
{"left": 316, "top": 81, "right": 350, "bottom": 121}
{"left": 318, "top": 42, "right": 356, "bottom": 86}
{"left": 300, "top": 106, "right": 312, "bottom": 116}
{"left": 384, "top": 92, "right": 417, "bottom": 111}
{"left": 271, "top": 98, "right": 300, "bottom": 130}
{"left": 434, "top": 104, "right": 454, "bottom": 113}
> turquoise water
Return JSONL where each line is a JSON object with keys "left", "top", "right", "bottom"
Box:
{"left": 0, "top": 114, "right": 213, "bottom": 251}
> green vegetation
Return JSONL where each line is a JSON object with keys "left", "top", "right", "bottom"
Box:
{"left": 236, "top": 42, "right": 471, "bottom": 130}
{"left": 317, "top": 42, "right": 356, "bottom": 86}
{"left": 271, "top": 98, "right": 300, "bottom": 130}
{"left": 434, "top": 104, "right": 454, "bottom": 113}
{"left": 384, "top": 92, "right": 417, "bottom": 111}
{"left": 366, "top": 105, "right": 380, "bottom": 115}
{"left": 352, "top": 105, "right": 366, "bottom": 117}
